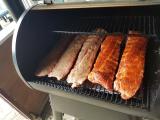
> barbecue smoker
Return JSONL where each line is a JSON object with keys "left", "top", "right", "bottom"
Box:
{"left": 12, "top": 1, "right": 160, "bottom": 120}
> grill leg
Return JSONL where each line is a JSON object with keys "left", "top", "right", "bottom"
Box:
{"left": 49, "top": 94, "right": 63, "bottom": 120}
{"left": 53, "top": 111, "right": 63, "bottom": 120}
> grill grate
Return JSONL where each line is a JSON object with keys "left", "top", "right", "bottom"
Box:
{"left": 33, "top": 76, "right": 148, "bottom": 109}
{"left": 31, "top": 16, "right": 160, "bottom": 110}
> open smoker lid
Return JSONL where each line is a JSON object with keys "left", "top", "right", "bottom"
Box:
{"left": 32, "top": 0, "right": 160, "bottom": 10}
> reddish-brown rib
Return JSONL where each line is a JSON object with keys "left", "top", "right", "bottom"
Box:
{"left": 114, "top": 33, "right": 148, "bottom": 100}
{"left": 88, "top": 34, "right": 124, "bottom": 92}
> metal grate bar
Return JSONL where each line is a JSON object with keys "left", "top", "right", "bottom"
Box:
{"left": 53, "top": 16, "right": 158, "bottom": 37}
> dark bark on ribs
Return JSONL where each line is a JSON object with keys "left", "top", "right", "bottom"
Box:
{"left": 114, "top": 32, "right": 148, "bottom": 100}
{"left": 88, "top": 34, "right": 124, "bottom": 92}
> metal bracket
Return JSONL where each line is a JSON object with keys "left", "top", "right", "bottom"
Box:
{"left": 44, "top": 0, "right": 54, "bottom": 5}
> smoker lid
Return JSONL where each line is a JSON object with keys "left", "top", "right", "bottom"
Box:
{"left": 32, "top": 1, "right": 160, "bottom": 10}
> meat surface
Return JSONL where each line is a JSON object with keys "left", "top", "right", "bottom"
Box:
{"left": 88, "top": 34, "right": 124, "bottom": 92}
{"left": 114, "top": 33, "right": 148, "bottom": 100}
{"left": 35, "top": 36, "right": 72, "bottom": 77}
{"left": 67, "top": 29, "right": 106, "bottom": 88}
{"left": 48, "top": 35, "right": 87, "bottom": 80}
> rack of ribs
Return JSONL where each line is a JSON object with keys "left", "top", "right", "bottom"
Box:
{"left": 48, "top": 35, "right": 87, "bottom": 80}
{"left": 88, "top": 34, "right": 124, "bottom": 92}
{"left": 35, "top": 36, "right": 72, "bottom": 77}
{"left": 67, "top": 29, "right": 106, "bottom": 88}
{"left": 114, "top": 33, "right": 148, "bottom": 100}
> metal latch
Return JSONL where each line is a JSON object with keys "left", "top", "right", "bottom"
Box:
{"left": 44, "top": 0, "right": 54, "bottom": 4}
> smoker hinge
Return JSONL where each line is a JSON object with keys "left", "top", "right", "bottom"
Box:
{"left": 44, "top": 0, "right": 54, "bottom": 5}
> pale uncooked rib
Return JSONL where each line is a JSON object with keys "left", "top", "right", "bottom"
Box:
{"left": 67, "top": 29, "right": 106, "bottom": 88}
{"left": 48, "top": 35, "right": 87, "bottom": 80}
{"left": 35, "top": 36, "right": 72, "bottom": 77}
